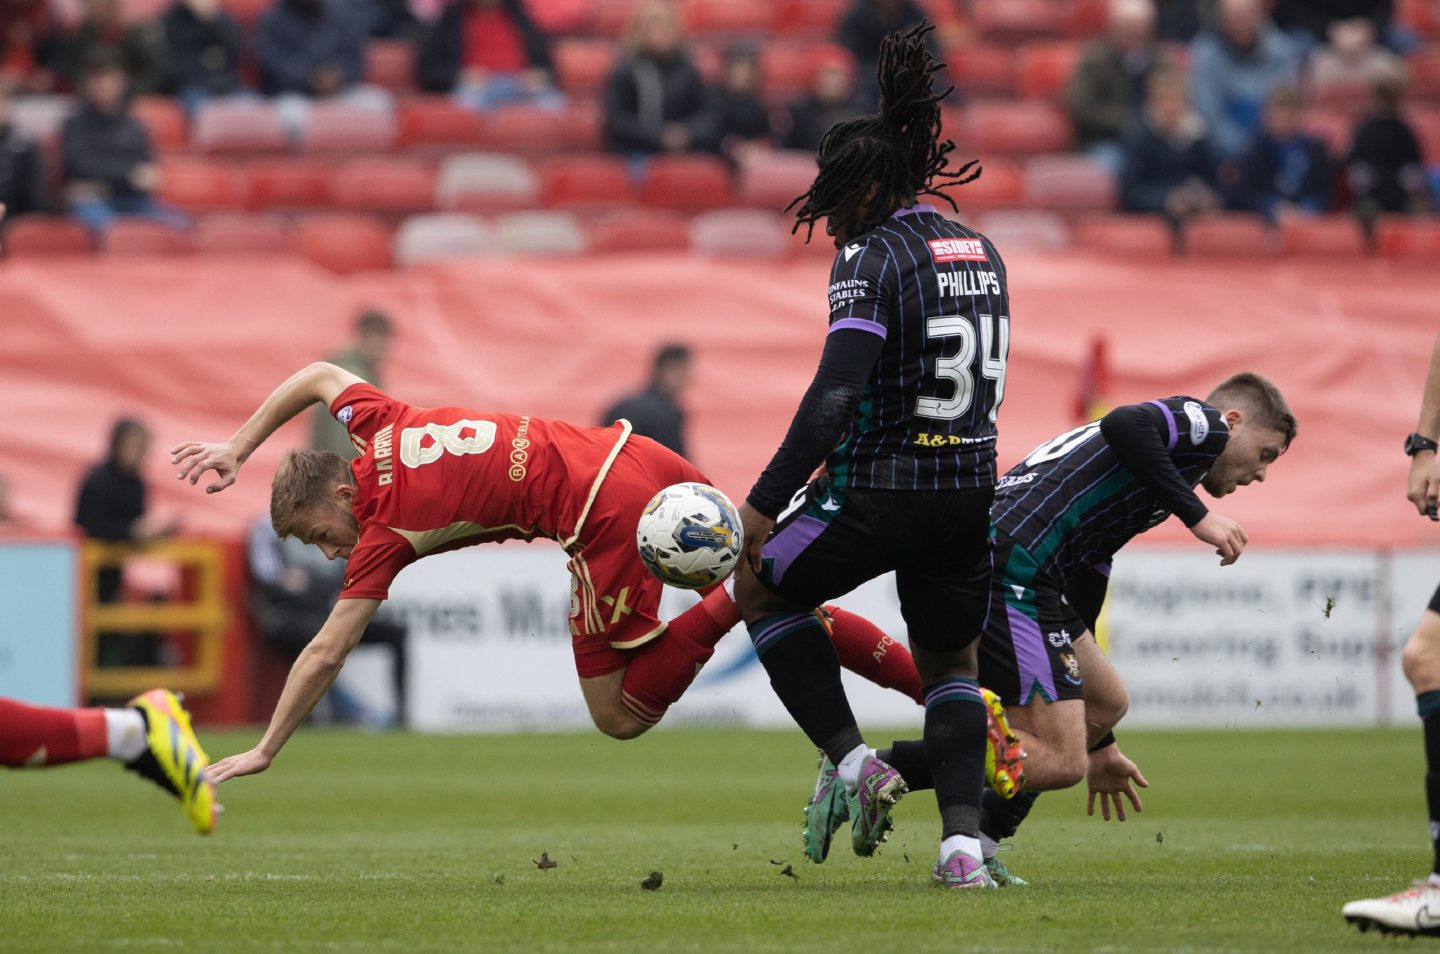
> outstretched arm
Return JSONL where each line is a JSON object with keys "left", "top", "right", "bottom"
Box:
{"left": 207, "top": 597, "right": 379, "bottom": 783}
{"left": 171, "top": 362, "right": 365, "bottom": 493}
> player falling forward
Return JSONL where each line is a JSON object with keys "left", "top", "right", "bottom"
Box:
{"left": 805, "top": 374, "right": 1296, "bottom": 886}
{"left": 171, "top": 362, "right": 925, "bottom": 783}
{"left": 1343, "top": 332, "right": 1440, "bottom": 937}
{"left": 0, "top": 690, "right": 218, "bottom": 834}
{"left": 734, "top": 22, "right": 1009, "bottom": 888}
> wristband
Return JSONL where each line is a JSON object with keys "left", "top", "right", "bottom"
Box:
{"left": 1088, "top": 730, "right": 1116, "bottom": 753}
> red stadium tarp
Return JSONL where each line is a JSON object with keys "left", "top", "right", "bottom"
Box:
{"left": 1, "top": 250, "right": 1435, "bottom": 549}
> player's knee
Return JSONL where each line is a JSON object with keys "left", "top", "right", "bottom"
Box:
{"left": 590, "top": 708, "right": 651, "bottom": 741}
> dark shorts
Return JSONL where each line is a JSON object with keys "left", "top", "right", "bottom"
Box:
{"left": 754, "top": 476, "right": 993, "bottom": 654}
{"left": 978, "top": 537, "right": 1110, "bottom": 707}
{"left": 1430, "top": 580, "right": 1440, "bottom": 616}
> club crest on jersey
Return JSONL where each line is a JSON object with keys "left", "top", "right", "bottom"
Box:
{"left": 1183, "top": 401, "right": 1209, "bottom": 445}
{"left": 927, "top": 237, "right": 987, "bottom": 263}
{"left": 336, "top": 405, "right": 354, "bottom": 424}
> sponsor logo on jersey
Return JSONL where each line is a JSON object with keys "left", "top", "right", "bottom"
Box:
{"left": 336, "top": 405, "right": 353, "bottom": 424}
{"left": 509, "top": 416, "right": 531, "bottom": 482}
{"left": 1183, "top": 401, "right": 1209, "bottom": 445}
{"left": 997, "top": 471, "right": 1038, "bottom": 490}
{"left": 927, "top": 237, "right": 988, "bottom": 263}
{"left": 844, "top": 243, "right": 863, "bottom": 262}
{"left": 1047, "top": 630, "right": 1072, "bottom": 648}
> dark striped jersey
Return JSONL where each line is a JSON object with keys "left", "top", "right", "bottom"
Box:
{"left": 992, "top": 396, "right": 1230, "bottom": 588}
{"left": 823, "top": 205, "right": 1010, "bottom": 492}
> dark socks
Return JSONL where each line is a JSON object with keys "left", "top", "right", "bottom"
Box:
{"left": 749, "top": 612, "right": 863, "bottom": 764}
{"left": 922, "top": 677, "right": 987, "bottom": 839}
{"left": 979, "top": 787, "right": 1040, "bottom": 842}
{"left": 1420, "top": 690, "right": 1440, "bottom": 876}
{"left": 877, "top": 739, "right": 932, "bottom": 790}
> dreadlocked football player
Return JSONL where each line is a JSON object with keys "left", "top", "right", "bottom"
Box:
{"left": 1343, "top": 332, "right": 1440, "bottom": 937}
{"left": 733, "top": 22, "right": 1012, "bottom": 888}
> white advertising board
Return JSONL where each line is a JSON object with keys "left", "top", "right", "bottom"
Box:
{"left": 381, "top": 543, "right": 1440, "bottom": 732}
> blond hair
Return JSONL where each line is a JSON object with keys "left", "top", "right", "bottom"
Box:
{"left": 270, "top": 449, "right": 353, "bottom": 539}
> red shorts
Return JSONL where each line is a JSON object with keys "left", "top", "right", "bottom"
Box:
{"left": 566, "top": 433, "right": 711, "bottom": 678}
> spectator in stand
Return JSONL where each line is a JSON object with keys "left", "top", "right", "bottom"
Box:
{"left": 1226, "top": 86, "right": 1332, "bottom": 220}
{"left": 601, "top": 1, "right": 718, "bottom": 160}
{"left": 74, "top": 417, "right": 181, "bottom": 667}
{"left": 837, "top": 0, "right": 930, "bottom": 109}
{"left": 1120, "top": 70, "right": 1221, "bottom": 235}
{"left": 61, "top": 51, "right": 187, "bottom": 238}
{"left": 416, "top": 0, "right": 563, "bottom": 113}
{"left": 50, "top": 0, "right": 170, "bottom": 96}
{"left": 1304, "top": 14, "right": 1404, "bottom": 101}
{"left": 161, "top": 0, "right": 245, "bottom": 114}
{"left": 1153, "top": 0, "right": 1203, "bottom": 43}
{"left": 1272, "top": 0, "right": 1407, "bottom": 56}
{"left": 780, "top": 48, "right": 858, "bottom": 152}
{"left": 1067, "top": 0, "right": 1176, "bottom": 172}
{"left": 255, "top": 0, "right": 389, "bottom": 137}
{"left": 248, "top": 515, "right": 410, "bottom": 727}
{"left": 0, "top": 85, "right": 47, "bottom": 220}
{"left": 1, "top": 0, "right": 60, "bottom": 93}
{"left": 600, "top": 343, "right": 691, "bottom": 459}
{"left": 1346, "top": 69, "right": 1433, "bottom": 228}
{"left": 1190, "top": 0, "right": 1301, "bottom": 160}
{"left": 712, "top": 46, "right": 773, "bottom": 164}
{"left": 311, "top": 309, "right": 394, "bottom": 460}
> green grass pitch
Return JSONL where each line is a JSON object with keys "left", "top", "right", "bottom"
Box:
{"left": 0, "top": 726, "right": 1423, "bottom": 952}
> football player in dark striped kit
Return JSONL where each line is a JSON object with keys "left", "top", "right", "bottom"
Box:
{"left": 733, "top": 21, "right": 1012, "bottom": 888}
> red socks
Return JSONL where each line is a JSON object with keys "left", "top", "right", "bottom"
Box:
{"left": 620, "top": 585, "right": 740, "bottom": 726}
{"left": 0, "top": 698, "right": 108, "bottom": 767}
{"left": 821, "top": 605, "right": 924, "bottom": 705}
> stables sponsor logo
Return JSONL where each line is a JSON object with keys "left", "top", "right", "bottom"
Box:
{"left": 927, "top": 237, "right": 987, "bottom": 263}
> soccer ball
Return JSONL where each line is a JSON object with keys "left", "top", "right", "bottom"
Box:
{"left": 636, "top": 482, "right": 744, "bottom": 589}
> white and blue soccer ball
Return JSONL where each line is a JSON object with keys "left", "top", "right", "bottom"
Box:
{"left": 636, "top": 482, "right": 744, "bottom": 589}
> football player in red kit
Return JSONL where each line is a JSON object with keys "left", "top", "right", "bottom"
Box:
{"left": 173, "top": 362, "right": 925, "bottom": 784}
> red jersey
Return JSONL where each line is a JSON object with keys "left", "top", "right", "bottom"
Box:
{"left": 332, "top": 383, "right": 630, "bottom": 600}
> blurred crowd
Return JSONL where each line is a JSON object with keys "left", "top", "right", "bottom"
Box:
{"left": 0, "top": 0, "right": 1435, "bottom": 246}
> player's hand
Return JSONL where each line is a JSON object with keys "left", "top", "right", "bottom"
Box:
{"left": 1407, "top": 451, "right": 1440, "bottom": 520}
{"left": 1189, "top": 511, "right": 1247, "bottom": 565}
{"left": 737, "top": 501, "right": 774, "bottom": 575}
{"left": 207, "top": 747, "right": 272, "bottom": 784}
{"left": 171, "top": 440, "right": 242, "bottom": 493}
{"left": 1085, "top": 744, "right": 1148, "bottom": 822}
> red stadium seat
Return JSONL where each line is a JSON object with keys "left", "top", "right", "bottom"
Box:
{"left": 971, "top": 0, "right": 1065, "bottom": 43}
{"left": 294, "top": 214, "right": 394, "bottom": 273}
{"left": 330, "top": 158, "right": 438, "bottom": 215}
{"left": 1072, "top": 214, "right": 1175, "bottom": 258}
{"left": 943, "top": 44, "right": 1017, "bottom": 99}
{"left": 691, "top": 209, "right": 790, "bottom": 258}
{"left": 496, "top": 211, "right": 588, "bottom": 254}
{"left": 1410, "top": 47, "right": 1440, "bottom": 100}
{"left": 8, "top": 96, "right": 70, "bottom": 152}
{"left": 1182, "top": 213, "right": 1275, "bottom": 257}
{"left": 931, "top": 159, "right": 1022, "bottom": 211}
{"left": 436, "top": 153, "right": 539, "bottom": 213}
{"left": 299, "top": 103, "right": 398, "bottom": 155}
{"left": 538, "top": 156, "right": 635, "bottom": 213}
{"left": 104, "top": 220, "right": 193, "bottom": 256}
{"left": 774, "top": 0, "right": 845, "bottom": 39}
{"left": 760, "top": 44, "right": 823, "bottom": 103}
{"left": 2, "top": 217, "right": 93, "bottom": 256}
{"left": 642, "top": 154, "right": 734, "bottom": 212}
{"left": 736, "top": 149, "right": 817, "bottom": 210}
{"left": 586, "top": 208, "right": 692, "bottom": 252}
{"left": 682, "top": 0, "right": 773, "bottom": 38}
{"left": 247, "top": 160, "right": 333, "bottom": 211}
{"left": 1408, "top": 107, "right": 1440, "bottom": 163}
{"left": 1066, "top": 0, "right": 1109, "bottom": 37}
{"left": 1022, "top": 154, "right": 1117, "bottom": 212}
{"left": 961, "top": 101, "right": 1072, "bottom": 156}
{"left": 1278, "top": 215, "right": 1368, "bottom": 257}
{"left": 393, "top": 213, "right": 498, "bottom": 265}
{"left": 1398, "top": 0, "right": 1440, "bottom": 39}
{"left": 193, "top": 100, "right": 288, "bottom": 155}
{"left": 397, "top": 98, "right": 490, "bottom": 155}
{"left": 567, "top": 101, "right": 605, "bottom": 150}
{"left": 365, "top": 40, "right": 418, "bottom": 94}
{"left": 1300, "top": 107, "right": 1355, "bottom": 156}
{"left": 193, "top": 214, "right": 295, "bottom": 254}
{"left": 1015, "top": 42, "right": 1084, "bottom": 101}
{"left": 593, "top": 0, "right": 647, "bottom": 37}
{"left": 528, "top": 0, "right": 592, "bottom": 33}
{"left": 120, "top": 0, "right": 169, "bottom": 21}
{"left": 552, "top": 39, "right": 617, "bottom": 101}
{"left": 488, "top": 105, "right": 575, "bottom": 154}
{"left": 219, "top": 0, "right": 270, "bottom": 28}
{"left": 974, "top": 210, "right": 1072, "bottom": 250}
{"left": 132, "top": 96, "right": 188, "bottom": 151}
{"left": 1375, "top": 216, "right": 1440, "bottom": 259}
{"left": 157, "top": 157, "right": 248, "bottom": 212}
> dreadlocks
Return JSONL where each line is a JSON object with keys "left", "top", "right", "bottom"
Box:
{"left": 788, "top": 21, "right": 980, "bottom": 242}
